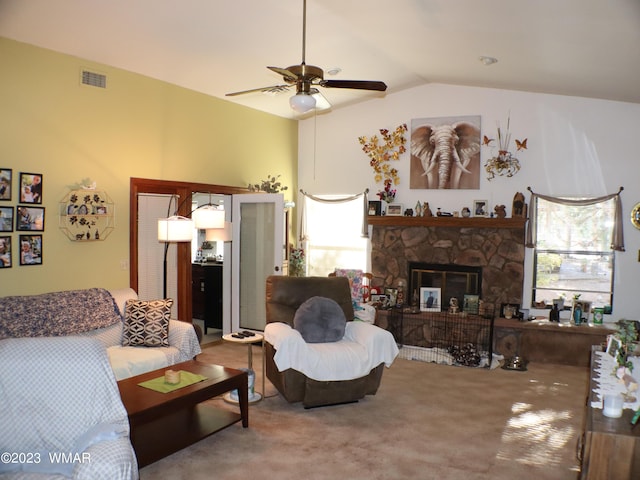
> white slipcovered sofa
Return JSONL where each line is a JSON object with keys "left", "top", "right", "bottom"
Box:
{"left": 0, "top": 287, "right": 202, "bottom": 380}
{"left": 88, "top": 288, "right": 202, "bottom": 380}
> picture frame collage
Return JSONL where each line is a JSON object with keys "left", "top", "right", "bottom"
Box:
{"left": 0, "top": 169, "right": 44, "bottom": 268}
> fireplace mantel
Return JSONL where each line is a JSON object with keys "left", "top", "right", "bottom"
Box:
{"left": 368, "top": 215, "right": 527, "bottom": 229}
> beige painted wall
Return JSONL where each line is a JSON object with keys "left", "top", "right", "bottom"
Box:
{"left": 0, "top": 37, "right": 297, "bottom": 296}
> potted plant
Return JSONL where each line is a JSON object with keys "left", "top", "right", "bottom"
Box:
{"left": 614, "top": 319, "right": 639, "bottom": 371}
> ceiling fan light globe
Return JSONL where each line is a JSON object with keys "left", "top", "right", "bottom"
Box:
{"left": 289, "top": 93, "right": 316, "bottom": 113}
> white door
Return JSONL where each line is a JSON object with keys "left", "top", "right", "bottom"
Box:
{"left": 231, "top": 193, "right": 284, "bottom": 333}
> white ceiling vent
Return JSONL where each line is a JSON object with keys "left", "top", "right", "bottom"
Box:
{"left": 80, "top": 69, "right": 107, "bottom": 89}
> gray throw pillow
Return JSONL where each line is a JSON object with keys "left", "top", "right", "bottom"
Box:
{"left": 293, "top": 296, "right": 346, "bottom": 343}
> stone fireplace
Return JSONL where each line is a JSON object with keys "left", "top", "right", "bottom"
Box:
{"left": 369, "top": 218, "right": 526, "bottom": 314}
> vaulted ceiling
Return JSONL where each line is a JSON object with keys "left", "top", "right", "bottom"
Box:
{"left": 1, "top": 0, "right": 639, "bottom": 119}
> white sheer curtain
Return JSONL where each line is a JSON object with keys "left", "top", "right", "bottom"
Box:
{"left": 300, "top": 190, "right": 369, "bottom": 277}
{"left": 526, "top": 186, "right": 625, "bottom": 251}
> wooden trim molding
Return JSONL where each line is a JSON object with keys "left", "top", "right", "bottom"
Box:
{"left": 367, "top": 215, "right": 527, "bottom": 229}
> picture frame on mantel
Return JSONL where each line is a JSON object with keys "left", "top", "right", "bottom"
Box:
{"left": 420, "top": 287, "right": 441, "bottom": 312}
{"left": 473, "top": 200, "right": 489, "bottom": 217}
{"left": 368, "top": 200, "right": 382, "bottom": 216}
{"left": 386, "top": 204, "right": 403, "bottom": 216}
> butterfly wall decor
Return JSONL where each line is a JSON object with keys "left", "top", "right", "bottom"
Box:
{"left": 482, "top": 115, "right": 528, "bottom": 180}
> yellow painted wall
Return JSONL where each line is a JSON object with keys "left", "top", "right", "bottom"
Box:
{"left": 0, "top": 37, "right": 298, "bottom": 296}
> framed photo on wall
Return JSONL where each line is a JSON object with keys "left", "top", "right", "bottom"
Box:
{"left": 0, "top": 207, "right": 13, "bottom": 232}
{"left": 0, "top": 169, "right": 11, "bottom": 201}
{"left": 0, "top": 236, "right": 11, "bottom": 268}
{"left": 19, "top": 172, "right": 43, "bottom": 204}
{"left": 473, "top": 199, "right": 489, "bottom": 217}
{"left": 19, "top": 234, "right": 42, "bottom": 266}
{"left": 16, "top": 206, "right": 45, "bottom": 231}
{"left": 420, "top": 287, "right": 441, "bottom": 312}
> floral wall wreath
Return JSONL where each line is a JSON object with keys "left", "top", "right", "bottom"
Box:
{"left": 358, "top": 123, "right": 407, "bottom": 203}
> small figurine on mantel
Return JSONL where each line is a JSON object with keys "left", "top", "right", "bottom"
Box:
{"left": 423, "top": 202, "right": 433, "bottom": 217}
{"left": 449, "top": 297, "right": 459, "bottom": 314}
{"left": 414, "top": 201, "right": 423, "bottom": 217}
{"left": 512, "top": 192, "right": 527, "bottom": 218}
{"left": 494, "top": 205, "right": 507, "bottom": 218}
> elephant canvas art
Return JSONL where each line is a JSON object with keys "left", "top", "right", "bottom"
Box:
{"left": 410, "top": 115, "right": 481, "bottom": 189}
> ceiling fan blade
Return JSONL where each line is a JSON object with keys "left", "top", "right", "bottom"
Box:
{"left": 267, "top": 66, "right": 299, "bottom": 82}
{"left": 320, "top": 79, "right": 387, "bottom": 92}
{"left": 309, "top": 88, "right": 331, "bottom": 110}
{"left": 226, "top": 85, "right": 290, "bottom": 96}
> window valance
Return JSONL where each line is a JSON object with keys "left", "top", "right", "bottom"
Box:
{"left": 525, "top": 186, "right": 625, "bottom": 251}
{"left": 299, "top": 189, "right": 369, "bottom": 241}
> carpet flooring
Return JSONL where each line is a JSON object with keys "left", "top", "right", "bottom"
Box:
{"left": 139, "top": 341, "right": 590, "bottom": 480}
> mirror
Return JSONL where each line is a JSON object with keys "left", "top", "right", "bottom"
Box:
{"left": 191, "top": 192, "right": 228, "bottom": 263}
{"left": 631, "top": 202, "right": 640, "bottom": 230}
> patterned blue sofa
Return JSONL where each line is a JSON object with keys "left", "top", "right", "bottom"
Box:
{"left": 0, "top": 287, "right": 202, "bottom": 380}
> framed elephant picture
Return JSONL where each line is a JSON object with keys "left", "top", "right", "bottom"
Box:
{"left": 409, "top": 115, "right": 481, "bottom": 190}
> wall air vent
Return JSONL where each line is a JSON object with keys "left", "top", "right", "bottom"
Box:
{"left": 80, "top": 69, "right": 107, "bottom": 88}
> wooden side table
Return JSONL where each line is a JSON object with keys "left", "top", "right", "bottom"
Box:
{"left": 580, "top": 346, "right": 640, "bottom": 479}
{"left": 222, "top": 332, "right": 264, "bottom": 403}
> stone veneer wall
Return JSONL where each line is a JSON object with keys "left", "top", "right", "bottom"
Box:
{"left": 370, "top": 225, "right": 526, "bottom": 312}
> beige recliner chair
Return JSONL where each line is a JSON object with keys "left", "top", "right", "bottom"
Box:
{"left": 264, "top": 275, "right": 398, "bottom": 408}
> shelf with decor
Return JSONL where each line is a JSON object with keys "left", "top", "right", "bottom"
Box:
{"left": 367, "top": 215, "right": 527, "bottom": 229}
{"left": 59, "top": 189, "right": 115, "bottom": 241}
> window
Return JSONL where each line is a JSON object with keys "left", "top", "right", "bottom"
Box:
{"left": 303, "top": 195, "right": 368, "bottom": 276}
{"left": 532, "top": 197, "right": 615, "bottom": 309}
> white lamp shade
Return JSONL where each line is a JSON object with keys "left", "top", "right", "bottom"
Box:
{"left": 205, "top": 221, "right": 232, "bottom": 242}
{"left": 289, "top": 93, "right": 316, "bottom": 113}
{"left": 192, "top": 206, "right": 225, "bottom": 229}
{"left": 158, "top": 216, "right": 194, "bottom": 242}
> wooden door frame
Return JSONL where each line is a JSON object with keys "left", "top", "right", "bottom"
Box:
{"left": 129, "top": 177, "right": 248, "bottom": 323}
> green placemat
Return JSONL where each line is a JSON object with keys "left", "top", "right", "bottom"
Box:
{"left": 138, "top": 370, "right": 208, "bottom": 393}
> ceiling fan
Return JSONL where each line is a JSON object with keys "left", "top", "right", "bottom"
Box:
{"left": 225, "top": 0, "right": 387, "bottom": 114}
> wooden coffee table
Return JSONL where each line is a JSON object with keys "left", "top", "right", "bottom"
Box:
{"left": 117, "top": 359, "right": 248, "bottom": 467}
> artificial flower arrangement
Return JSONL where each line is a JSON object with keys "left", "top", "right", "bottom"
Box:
{"left": 289, "top": 245, "right": 305, "bottom": 277}
{"left": 358, "top": 123, "right": 407, "bottom": 186}
{"left": 482, "top": 115, "right": 527, "bottom": 180}
{"left": 377, "top": 179, "right": 396, "bottom": 203}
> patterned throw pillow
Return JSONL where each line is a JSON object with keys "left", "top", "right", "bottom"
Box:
{"left": 122, "top": 299, "right": 173, "bottom": 347}
{"left": 334, "top": 268, "right": 365, "bottom": 303}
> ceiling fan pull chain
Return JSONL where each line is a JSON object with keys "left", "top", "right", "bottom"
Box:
{"left": 301, "top": 0, "right": 307, "bottom": 65}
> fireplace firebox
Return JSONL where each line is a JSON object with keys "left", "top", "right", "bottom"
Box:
{"left": 408, "top": 262, "right": 482, "bottom": 311}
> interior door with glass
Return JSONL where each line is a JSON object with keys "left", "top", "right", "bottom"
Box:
{"left": 231, "top": 193, "right": 284, "bottom": 332}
